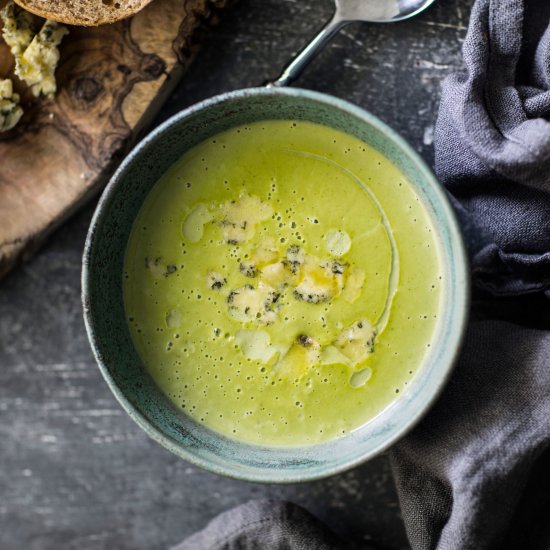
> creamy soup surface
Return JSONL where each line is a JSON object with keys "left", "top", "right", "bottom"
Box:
{"left": 123, "top": 120, "right": 442, "bottom": 446}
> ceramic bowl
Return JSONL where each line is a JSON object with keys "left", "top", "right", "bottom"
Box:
{"left": 82, "top": 87, "right": 468, "bottom": 483}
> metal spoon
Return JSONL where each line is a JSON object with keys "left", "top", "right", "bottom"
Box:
{"left": 271, "top": 0, "right": 436, "bottom": 87}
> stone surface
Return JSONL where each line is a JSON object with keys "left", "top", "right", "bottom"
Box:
{"left": 0, "top": 0, "right": 471, "bottom": 548}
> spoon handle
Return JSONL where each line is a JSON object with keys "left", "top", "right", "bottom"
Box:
{"left": 269, "top": 13, "right": 348, "bottom": 88}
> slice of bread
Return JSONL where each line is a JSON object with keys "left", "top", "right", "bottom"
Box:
{"left": 13, "top": 0, "right": 155, "bottom": 26}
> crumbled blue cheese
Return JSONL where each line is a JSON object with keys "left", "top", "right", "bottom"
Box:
{"left": 145, "top": 257, "right": 177, "bottom": 278}
{"left": 226, "top": 282, "right": 280, "bottom": 325}
{"left": 183, "top": 204, "right": 213, "bottom": 243}
{"left": 235, "top": 329, "right": 275, "bottom": 362}
{"left": 284, "top": 244, "right": 306, "bottom": 274}
{"left": 275, "top": 335, "right": 321, "bottom": 380}
{"left": 18, "top": 20, "right": 69, "bottom": 98}
{"left": 194, "top": 193, "right": 376, "bottom": 374}
{"left": 0, "top": 1, "right": 34, "bottom": 59}
{"left": 334, "top": 320, "right": 376, "bottom": 366}
{"left": 206, "top": 270, "right": 227, "bottom": 290}
{"left": 324, "top": 229, "right": 351, "bottom": 257}
{"left": 260, "top": 261, "right": 294, "bottom": 288}
{"left": 239, "top": 261, "right": 257, "bottom": 278}
{"left": 0, "top": 78, "right": 23, "bottom": 132}
{"left": 1, "top": 1, "right": 68, "bottom": 99}
{"left": 343, "top": 267, "right": 365, "bottom": 303}
{"left": 293, "top": 258, "right": 346, "bottom": 304}
{"left": 217, "top": 195, "right": 273, "bottom": 244}
{"left": 251, "top": 238, "right": 279, "bottom": 266}
{"left": 234, "top": 329, "right": 290, "bottom": 367}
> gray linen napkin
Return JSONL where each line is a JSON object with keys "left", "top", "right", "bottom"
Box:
{"left": 172, "top": 499, "right": 352, "bottom": 550}
{"left": 390, "top": 321, "right": 550, "bottom": 550}
{"left": 173, "top": 0, "right": 550, "bottom": 548}
{"left": 390, "top": 0, "right": 550, "bottom": 548}
{"left": 434, "top": 0, "right": 550, "bottom": 296}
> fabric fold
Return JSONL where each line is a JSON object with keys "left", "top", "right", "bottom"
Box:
{"left": 435, "top": 0, "right": 550, "bottom": 295}
{"left": 392, "top": 321, "right": 550, "bottom": 549}
{"left": 171, "top": 499, "right": 351, "bottom": 550}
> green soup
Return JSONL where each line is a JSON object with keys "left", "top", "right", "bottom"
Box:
{"left": 123, "top": 120, "right": 442, "bottom": 447}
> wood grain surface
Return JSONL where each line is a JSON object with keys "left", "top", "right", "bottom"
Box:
{"left": 0, "top": 0, "right": 233, "bottom": 279}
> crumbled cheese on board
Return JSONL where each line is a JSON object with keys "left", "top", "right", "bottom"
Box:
{"left": 17, "top": 19, "right": 68, "bottom": 98}
{"left": 0, "top": 78, "right": 23, "bottom": 132}
{"left": 0, "top": 1, "right": 34, "bottom": 59}
{"left": 0, "top": 1, "right": 68, "bottom": 131}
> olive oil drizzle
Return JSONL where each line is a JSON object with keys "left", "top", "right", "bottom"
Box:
{"left": 278, "top": 148, "right": 400, "bottom": 337}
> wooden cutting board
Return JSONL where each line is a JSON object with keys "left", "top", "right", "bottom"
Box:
{"left": 0, "top": 0, "right": 234, "bottom": 279}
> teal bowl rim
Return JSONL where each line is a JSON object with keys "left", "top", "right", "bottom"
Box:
{"left": 82, "top": 86, "right": 470, "bottom": 483}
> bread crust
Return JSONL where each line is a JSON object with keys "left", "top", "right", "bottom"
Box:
{"left": 12, "top": 0, "right": 155, "bottom": 26}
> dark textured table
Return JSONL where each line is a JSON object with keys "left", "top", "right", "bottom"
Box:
{"left": 0, "top": 1, "right": 472, "bottom": 548}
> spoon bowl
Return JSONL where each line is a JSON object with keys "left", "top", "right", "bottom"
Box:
{"left": 272, "top": 0, "right": 437, "bottom": 87}
{"left": 335, "top": 0, "right": 437, "bottom": 23}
